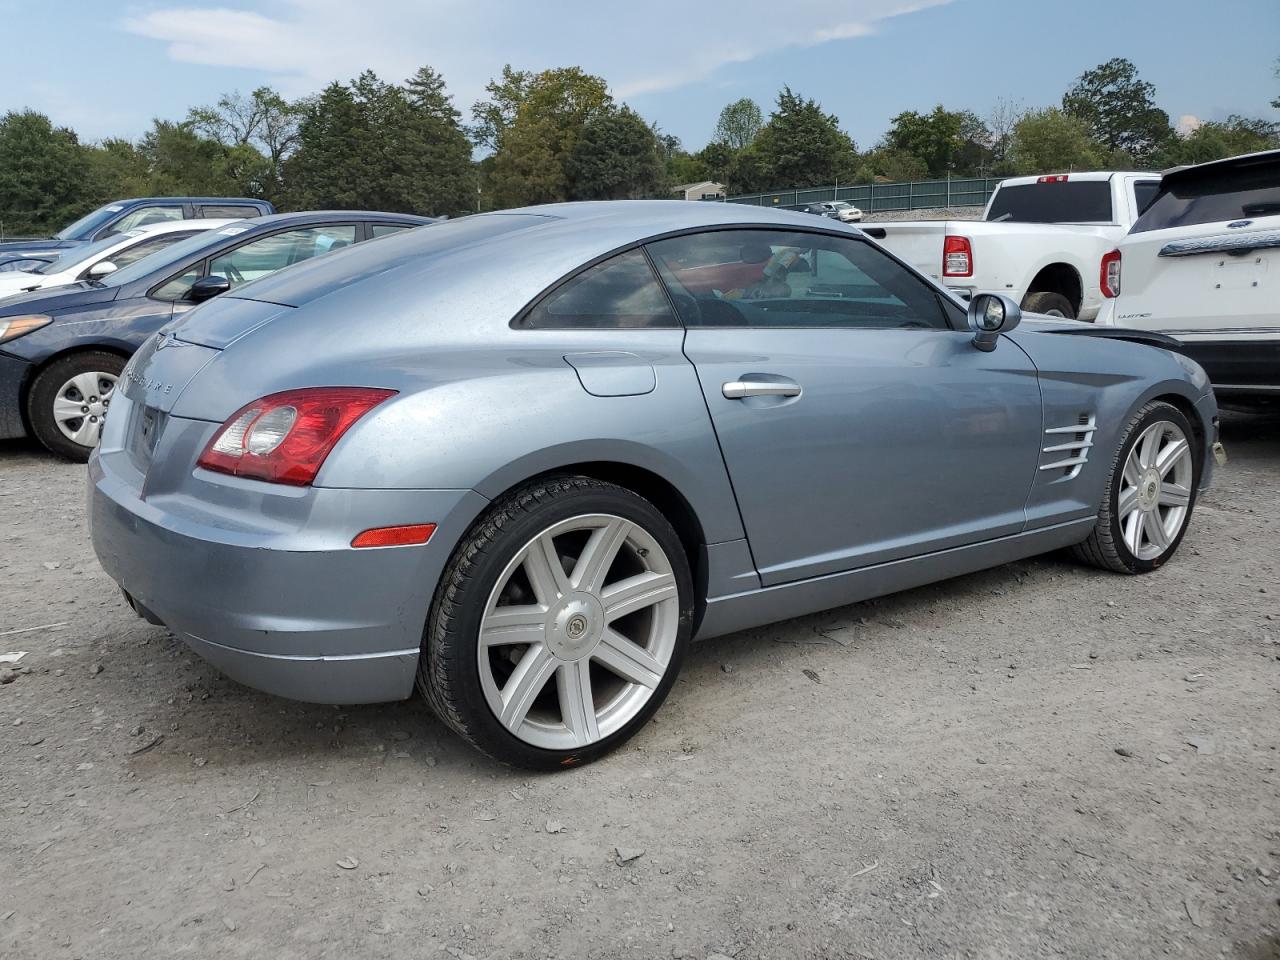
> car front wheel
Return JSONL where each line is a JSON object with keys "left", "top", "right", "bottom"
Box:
{"left": 1072, "top": 401, "right": 1200, "bottom": 574}
{"left": 27, "top": 351, "right": 125, "bottom": 462}
{"left": 419, "top": 476, "right": 693, "bottom": 769}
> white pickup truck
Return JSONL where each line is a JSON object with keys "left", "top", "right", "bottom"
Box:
{"left": 863, "top": 171, "right": 1161, "bottom": 320}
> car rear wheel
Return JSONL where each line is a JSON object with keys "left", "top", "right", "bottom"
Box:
{"left": 27, "top": 351, "right": 125, "bottom": 462}
{"left": 419, "top": 476, "right": 693, "bottom": 769}
{"left": 1021, "top": 291, "right": 1076, "bottom": 319}
{"left": 1072, "top": 401, "right": 1199, "bottom": 574}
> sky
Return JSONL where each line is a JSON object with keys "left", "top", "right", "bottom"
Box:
{"left": 1, "top": 0, "right": 1276, "bottom": 152}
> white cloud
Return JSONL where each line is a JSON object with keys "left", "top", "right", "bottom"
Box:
{"left": 1176, "top": 113, "right": 1202, "bottom": 136}
{"left": 122, "top": 0, "right": 950, "bottom": 111}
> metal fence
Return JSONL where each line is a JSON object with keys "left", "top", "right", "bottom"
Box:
{"left": 712, "top": 176, "right": 1003, "bottom": 213}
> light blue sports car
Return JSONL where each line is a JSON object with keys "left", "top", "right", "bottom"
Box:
{"left": 89, "top": 201, "right": 1219, "bottom": 768}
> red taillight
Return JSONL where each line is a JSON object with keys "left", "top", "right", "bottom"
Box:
{"left": 1100, "top": 249, "right": 1122, "bottom": 298}
{"left": 943, "top": 235, "right": 972, "bottom": 277}
{"left": 1037, "top": 174, "right": 1069, "bottom": 183}
{"left": 351, "top": 524, "right": 437, "bottom": 548}
{"left": 197, "top": 387, "right": 396, "bottom": 486}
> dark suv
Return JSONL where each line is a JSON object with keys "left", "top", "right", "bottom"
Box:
{"left": 0, "top": 197, "right": 275, "bottom": 259}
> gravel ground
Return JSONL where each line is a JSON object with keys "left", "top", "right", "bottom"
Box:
{"left": 1, "top": 412, "right": 1278, "bottom": 960}
{"left": 859, "top": 206, "right": 983, "bottom": 222}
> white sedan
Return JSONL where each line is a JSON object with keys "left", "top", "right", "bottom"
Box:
{"left": 0, "top": 219, "right": 236, "bottom": 299}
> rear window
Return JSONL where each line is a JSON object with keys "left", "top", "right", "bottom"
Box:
{"left": 1131, "top": 157, "right": 1280, "bottom": 233}
{"left": 985, "top": 181, "right": 1114, "bottom": 223}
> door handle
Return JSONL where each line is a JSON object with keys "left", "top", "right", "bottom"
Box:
{"left": 722, "top": 379, "right": 801, "bottom": 399}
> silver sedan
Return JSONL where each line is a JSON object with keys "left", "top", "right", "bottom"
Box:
{"left": 89, "top": 201, "right": 1219, "bottom": 769}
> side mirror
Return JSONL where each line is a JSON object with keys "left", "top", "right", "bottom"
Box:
{"left": 86, "top": 260, "right": 117, "bottom": 280}
{"left": 189, "top": 275, "right": 231, "bottom": 303}
{"left": 966, "top": 293, "right": 1021, "bottom": 352}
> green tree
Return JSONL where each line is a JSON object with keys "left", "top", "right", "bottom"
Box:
{"left": 1007, "top": 108, "right": 1105, "bottom": 175}
{"left": 84, "top": 138, "right": 151, "bottom": 202}
{"left": 0, "top": 110, "right": 92, "bottom": 236}
{"left": 138, "top": 119, "right": 236, "bottom": 195}
{"left": 713, "top": 98, "right": 763, "bottom": 150}
{"left": 882, "top": 106, "right": 965, "bottom": 178}
{"left": 478, "top": 66, "right": 613, "bottom": 207}
{"left": 189, "top": 86, "right": 300, "bottom": 201}
{"left": 567, "top": 105, "right": 664, "bottom": 199}
{"left": 751, "top": 87, "right": 857, "bottom": 190}
{"left": 1155, "top": 115, "right": 1280, "bottom": 167}
{"left": 284, "top": 81, "right": 368, "bottom": 209}
{"left": 1062, "top": 57, "right": 1172, "bottom": 161}
{"left": 400, "top": 66, "right": 478, "bottom": 215}
{"left": 861, "top": 147, "right": 927, "bottom": 183}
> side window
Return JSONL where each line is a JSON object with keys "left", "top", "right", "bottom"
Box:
{"left": 152, "top": 266, "right": 202, "bottom": 302}
{"left": 207, "top": 225, "right": 358, "bottom": 289}
{"left": 646, "top": 229, "right": 949, "bottom": 330}
{"left": 200, "top": 205, "right": 260, "bottom": 219}
{"left": 518, "top": 249, "right": 677, "bottom": 329}
{"left": 90, "top": 232, "right": 198, "bottom": 275}
{"left": 1133, "top": 181, "right": 1160, "bottom": 216}
{"left": 106, "top": 206, "right": 185, "bottom": 235}
{"left": 370, "top": 223, "right": 414, "bottom": 238}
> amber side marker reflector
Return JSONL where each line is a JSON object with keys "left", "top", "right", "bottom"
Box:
{"left": 351, "top": 523, "right": 437, "bottom": 548}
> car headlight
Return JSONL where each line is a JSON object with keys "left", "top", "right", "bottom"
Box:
{"left": 0, "top": 314, "right": 52, "bottom": 345}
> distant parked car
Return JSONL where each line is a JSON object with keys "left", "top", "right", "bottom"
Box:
{"left": 0, "top": 211, "right": 431, "bottom": 459}
{"left": 0, "top": 197, "right": 275, "bottom": 261}
{"left": 0, "top": 255, "right": 59, "bottom": 273}
{"left": 0, "top": 219, "right": 234, "bottom": 298}
{"left": 1096, "top": 150, "right": 1280, "bottom": 400}
{"left": 814, "top": 201, "right": 864, "bottom": 223}
{"left": 89, "top": 200, "right": 1217, "bottom": 769}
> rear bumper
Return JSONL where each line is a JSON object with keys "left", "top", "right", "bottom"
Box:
{"left": 0, "top": 351, "right": 31, "bottom": 440}
{"left": 89, "top": 448, "right": 488, "bottom": 704}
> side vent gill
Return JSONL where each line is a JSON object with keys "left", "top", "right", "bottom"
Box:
{"left": 1040, "top": 413, "right": 1096, "bottom": 479}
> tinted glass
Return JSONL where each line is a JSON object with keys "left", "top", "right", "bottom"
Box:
{"left": 33, "top": 232, "right": 137, "bottom": 274}
{"left": 207, "top": 225, "right": 358, "bottom": 288}
{"left": 101, "top": 231, "right": 199, "bottom": 271}
{"left": 646, "top": 229, "right": 947, "bottom": 330}
{"left": 54, "top": 203, "right": 125, "bottom": 240}
{"left": 0, "top": 257, "right": 52, "bottom": 273}
{"left": 104, "top": 224, "right": 250, "bottom": 288}
{"left": 519, "top": 249, "right": 676, "bottom": 329}
{"left": 106, "top": 205, "right": 185, "bottom": 235}
{"left": 1132, "top": 158, "right": 1280, "bottom": 233}
{"left": 371, "top": 223, "right": 414, "bottom": 238}
{"left": 152, "top": 267, "right": 202, "bottom": 302}
{"left": 1133, "top": 180, "right": 1161, "bottom": 216}
{"left": 200, "top": 205, "right": 259, "bottom": 218}
{"left": 986, "top": 182, "right": 1113, "bottom": 223}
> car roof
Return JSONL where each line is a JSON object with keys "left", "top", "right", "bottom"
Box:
{"left": 1160, "top": 148, "right": 1280, "bottom": 181}
{"left": 997, "top": 171, "right": 1159, "bottom": 187}
{"left": 103, "top": 197, "right": 268, "bottom": 205}
{"left": 241, "top": 210, "right": 436, "bottom": 229}
{"left": 128, "top": 218, "right": 240, "bottom": 236}
{"left": 222, "top": 200, "right": 863, "bottom": 320}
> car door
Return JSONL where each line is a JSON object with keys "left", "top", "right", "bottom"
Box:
{"left": 647, "top": 227, "right": 1043, "bottom": 586}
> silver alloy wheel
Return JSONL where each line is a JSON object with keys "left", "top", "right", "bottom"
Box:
{"left": 1043, "top": 308, "right": 1068, "bottom": 318}
{"left": 1118, "top": 420, "right": 1194, "bottom": 561}
{"left": 478, "top": 513, "right": 680, "bottom": 750}
{"left": 52, "top": 371, "right": 117, "bottom": 447}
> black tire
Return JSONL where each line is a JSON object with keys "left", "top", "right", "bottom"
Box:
{"left": 1071, "top": 401, "right": 1201, "bottom": 574}
{"left": 26, "top": 351, "right": 126, "bottom": 462}
{"left": 1021, "top": 291, "right": 1076, "bottom": 319}
{"left": 418, "top": 476, "right": 694, "bottom": 770}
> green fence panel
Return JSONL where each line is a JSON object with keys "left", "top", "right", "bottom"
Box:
{"left": 710, "top": 176, "right": 1003, "bottom": 213}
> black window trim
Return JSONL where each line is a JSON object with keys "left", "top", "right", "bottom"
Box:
{"left": 511, "top": 223, "right": 965, "bottom": 333}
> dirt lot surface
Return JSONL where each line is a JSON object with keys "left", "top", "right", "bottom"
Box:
{"left": 2, "top": 413, "right": 1278, "bottom": 960}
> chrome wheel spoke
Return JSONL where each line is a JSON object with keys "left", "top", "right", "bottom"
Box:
{"left": 556, "top": 660, "right": 599, "bottom": 746}
{"left": 594, "top": 628, "right": 663, "bottom": 689}
{"left": 1155, "top": 437, "right": 1189, "bottom": 477}
{"left": 1144, "top": 509, "right": 1170, "bottom": 550}
{"left": 498, "top": 643, "right": 558, "bottom": 732}
{"left": 570, "top": 518, "right": 630, "bottom": 593}
{"left": 1124, "top": 509, "right": 1144, "bottom": 554}
{"left": 602, "top": 571, "right": 678, "bottom": 622}
{"left": 1161, "top": 482, "right": 1192, "bottom": 508}
{"left": 1137, "top": 425, "right": 1162, "bottom": 469}
{"left": 1122, "top": 455, "right": 1142, "bottom": 488}
{"left": 523, "top": 534, "right": 570, "bottom": 605}
{"left": 52, "top": 396, "right": 85, "bottom": 423}
{"left": 70, "top": 372, "right": 102, "bottom": 401}
{"left": 1117, "top": 484, "right": 1140, "bottom": 520}
{"left": 70, "top": 417, "right": 99, "bottom": 445}
{"left": 480, "top": 604, "right": 546, "bottom": 648}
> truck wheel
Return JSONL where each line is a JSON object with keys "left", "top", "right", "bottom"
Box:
{"left": 1021, "top": 292, "right": 1076, "bottom": 319}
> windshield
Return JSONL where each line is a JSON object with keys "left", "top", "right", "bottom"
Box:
{"left": 33, "top": 231, "right": 141, "bottom": 275}
{"left": 102, "top": 222, "right": 249, "bottom": 287}
{"left": 830, "top": 202, "right": 852, "bottom": 210}
{"left": 54, "top": 203, "right": 126, "bottom": 240}
{"left": 1132, "top": 156, "right": 1280, "bottom": 233}
{"left": 986, "top": 181, "right": 1114, "bottom": 223}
